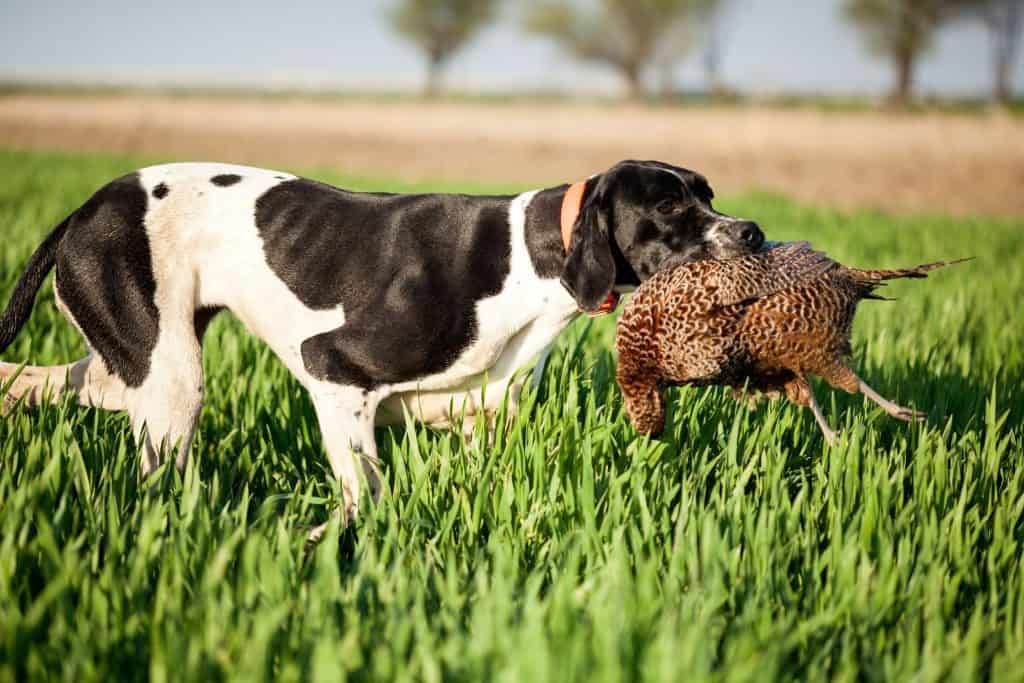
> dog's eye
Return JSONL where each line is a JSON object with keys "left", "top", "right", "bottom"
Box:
{"left": 656, "top": 199, "right": 677, "bottom": 215}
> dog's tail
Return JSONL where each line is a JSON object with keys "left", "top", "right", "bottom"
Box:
{"left": 0, "top": 215, "right": 73, "bottom": 353}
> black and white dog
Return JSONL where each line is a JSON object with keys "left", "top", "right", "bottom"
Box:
{"left": 0, "top": 159, "right": 763, "bottom": 533}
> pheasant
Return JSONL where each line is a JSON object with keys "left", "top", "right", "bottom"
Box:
{"left": 615, "top": 241, "right": 968, "bottom": 443}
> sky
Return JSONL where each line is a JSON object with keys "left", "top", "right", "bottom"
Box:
{"left": 0, "top": 0, "right": 1018, "bottom": 97}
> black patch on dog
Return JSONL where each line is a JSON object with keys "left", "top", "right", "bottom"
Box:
{"left": 54, "top": 173, "right": 160, "bottom": 388}
{"left": 152, "top": 183, "right": 169, "bottom": 199}
{"left": 210, "top": 174, "right": 242, "bottom": 187}
{"left": 254, "top": 178, "right": 512, "bottom": 388}
{"left": 524, "top": 185, "right": 570, "bottom": 279}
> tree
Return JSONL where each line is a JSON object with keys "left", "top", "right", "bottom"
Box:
{"left": 525, "top": 0, "right": 718, "bottom": 100}
{"left": 655, "top": 0, "right": 722, "bottom": 98}
{"left": 388, "top": 0, "right": 500, "bottom": 97}
{"left": 699, "top": 0, "right": 733, "bottom": 97}
{"left": 956, "top": 0, "right": 1022, "bottom": 104}
{"left": 843, "top": 0, "right": 967, "bottom": 105}
{"left": 987, "top": 0, "right": 1023, "bottom": 104}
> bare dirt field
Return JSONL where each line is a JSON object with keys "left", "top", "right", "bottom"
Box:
{"left": 1, "top": 93, "right": 1022, "bottom": 216}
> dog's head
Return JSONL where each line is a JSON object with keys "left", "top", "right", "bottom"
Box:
{"left": 561, "top": 160, "right": 764, "bottom": 312}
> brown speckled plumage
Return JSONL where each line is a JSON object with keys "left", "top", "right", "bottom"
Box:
{"left": 615, "top": 242, "right": 968, "bottom": 443}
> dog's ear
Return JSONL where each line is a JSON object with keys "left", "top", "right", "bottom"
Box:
{"left": 689, "top": 172, "right": 714, "bottom": 202}
{"left": 560, "top": 181, "right": 616, "bottom": 312}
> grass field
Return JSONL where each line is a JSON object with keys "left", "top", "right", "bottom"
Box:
{"left": 1, "top": 147, "right": 1022, "bottom": 682}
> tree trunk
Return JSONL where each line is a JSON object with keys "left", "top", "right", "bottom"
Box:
{"left": 659, "top": 60, "right": 675, "bottom": 101}
{"left": 995, "top": 53, "right": 1012, "bottom": 104}
{"left": 704, "top": 31, "right": 723, "bottom": 98}
{"left": 891, "top": 49, "right": 915, "bottom": 107}
{"left": 705, "top": 59, "right": 722, "bottom": 98}
{"left": 424, "top": 53, "right": 444, "bottom": 99}
{"left": 622, "top": 63, "right": 644, "bottom": 102}
{"left": 990, "top": 4, "right": 1021, "bottom": 106}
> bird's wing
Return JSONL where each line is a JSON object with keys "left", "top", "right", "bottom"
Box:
{"left": 708, "top": 241, "right": 837, "bottom": 308}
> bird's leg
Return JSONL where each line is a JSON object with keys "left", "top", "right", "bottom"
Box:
{"left": 818, "top": 363, "right": 925, "bottom": 424}
{"left": 856, "top": 377, "right": 926, "bottom": 423}
{"left": 731, "top": 385, "right": 782, "bottom": 410}
{"left": 785, "top": 375, "right": 838, "bottom": 445}
{"left": 730, "top": 386, "right": 761, "bottom": 410}
{"left": 805, "top": 388, "right": 839, "bottom": 446}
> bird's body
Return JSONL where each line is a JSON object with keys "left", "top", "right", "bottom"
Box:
{"left": 616, "top": 242, "right": 967, "bottom": 441}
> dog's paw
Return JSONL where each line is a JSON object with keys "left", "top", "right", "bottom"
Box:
{"left": 305, "top": 495, "right": 362, "bottom": 548}
{"left": 1, "top": 391, "right": 19, "bottom": 417}
{"left": 305, "top": 510, "right": 353, "bottom": 550}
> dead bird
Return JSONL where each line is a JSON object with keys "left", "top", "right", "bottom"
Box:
{"left": 615, "top": 241, "right": 969, "bottom": 443}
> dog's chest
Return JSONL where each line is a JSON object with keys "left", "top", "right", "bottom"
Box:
{"left": 399, "top": 264, "right": 574, "bottom": 394}
{"left": 385, "top": 190, "right": 576, "bottom": 393}
{"left": 468, "top": 283, "right": 572, "bottom": 368}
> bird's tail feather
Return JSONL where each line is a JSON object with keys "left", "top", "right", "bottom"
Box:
{"left": 846, "top": 257, "right": 973, "bottom": 283}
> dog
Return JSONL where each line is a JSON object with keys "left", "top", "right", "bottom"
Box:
{"left": 0, "top": 159, "right": 764, "bottom": 534}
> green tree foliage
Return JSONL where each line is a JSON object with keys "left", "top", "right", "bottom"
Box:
{"left": 843, "top": 0, "right": 973, "bottom": 105}
{"left": 388, "top": 0, "right": 500, "bottom": 96}
{"left": 525, "top": 0, "right": 718, "bottom": 100}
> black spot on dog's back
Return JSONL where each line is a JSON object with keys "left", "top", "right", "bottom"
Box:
{"left": 152, "top": 183, "right": 169, "bottom": 199}
{"left": 255, "top": 178, "right": 513, "bottom": 388}
{"left": 55, "top": 173, "right": 160, "bottom": 387}
{"left": 210, "top": 174, "right": 242, "bottom": 187}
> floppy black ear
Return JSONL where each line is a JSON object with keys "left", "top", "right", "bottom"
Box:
{"left": 560, "top": 185, "right": 616, "bottom": 312}
{"left": 689, "top": 172, "right": 714, "bottom": 201}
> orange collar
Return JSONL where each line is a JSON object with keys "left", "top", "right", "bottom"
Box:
{"left": 560, "top": 180, "right": 620, "bottom": 316}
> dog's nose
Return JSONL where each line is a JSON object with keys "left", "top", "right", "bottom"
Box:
{"left": 735, "top": 220, "right": 764, "bottom": 249}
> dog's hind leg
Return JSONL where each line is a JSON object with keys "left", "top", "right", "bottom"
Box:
{"left": 1, "top": 354, "right": 128, "bottom": 413}
{"left": 305, "top": 382, "right": 383, "bottom": 542}
{"left": 124, "top": 324, "right": 205, "bottom": 477}
{"left": 1, "top": 275, "right": 131, "bottom": 413}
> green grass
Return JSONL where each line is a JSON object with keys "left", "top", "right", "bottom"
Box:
{"left": 1, "top": 147, "right": 1022, "bottom": 682}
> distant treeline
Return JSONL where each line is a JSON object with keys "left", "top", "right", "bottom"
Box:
{"left": 3, "top": 80, "right": 1021, "bottom": 116}
{"left": 388, "top": 0, "right": 1022, "bottom": 106}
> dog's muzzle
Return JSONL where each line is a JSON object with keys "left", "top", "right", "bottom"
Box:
{"left": 709, "top": 218, "right": 765, "bottom": 256}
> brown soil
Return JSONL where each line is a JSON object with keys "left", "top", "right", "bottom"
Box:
{"left": 2, "top": 93, "right": 1022, "bottom": 216}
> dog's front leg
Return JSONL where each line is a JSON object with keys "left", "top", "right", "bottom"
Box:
{"left": 306, "top": 384, "right": 382, "bottom": 542}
